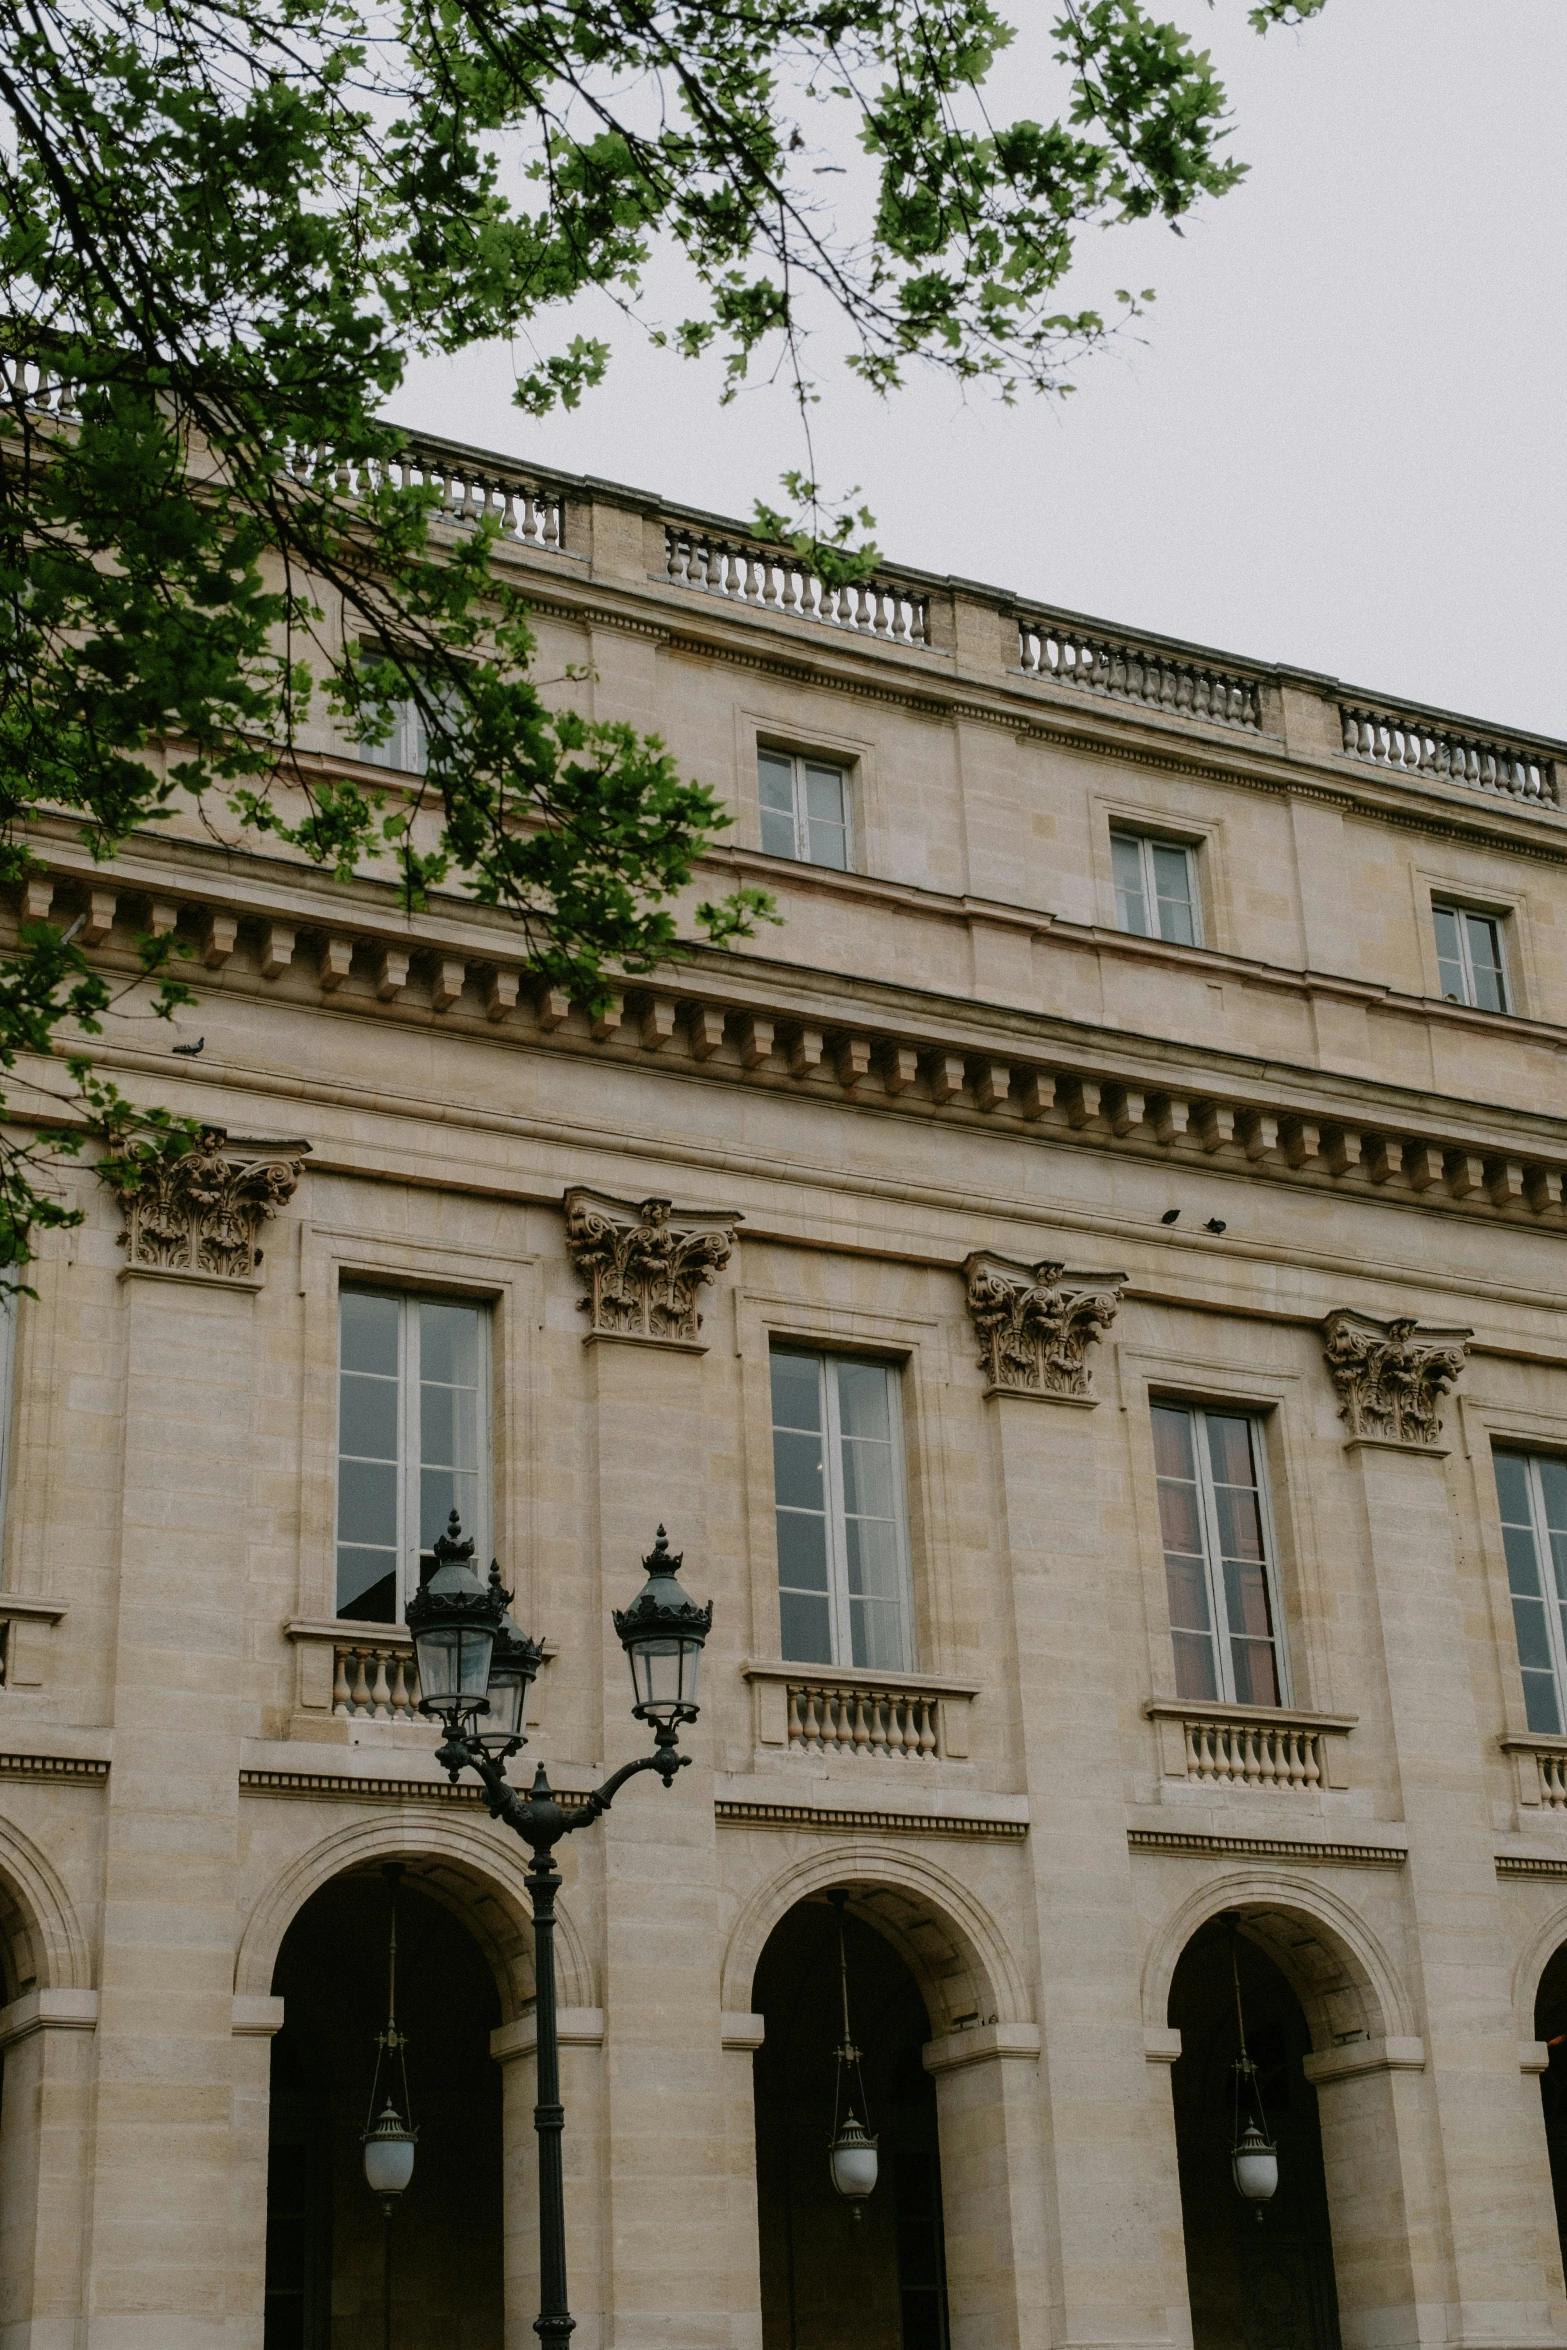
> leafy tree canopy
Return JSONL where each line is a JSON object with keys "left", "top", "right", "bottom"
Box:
{"left": 0, "top": 0, "right": 1324, "bottom": 1267}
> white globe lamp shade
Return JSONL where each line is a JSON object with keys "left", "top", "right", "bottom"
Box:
{"left": 829, "top": 2113, "right": 879, "bottom": 2201}
{"left": 1231, "top": 2122, "right": 1278, "bottom": 2204}
{"left": 363, "top": 2101, "right": 418, "bottom": 2199}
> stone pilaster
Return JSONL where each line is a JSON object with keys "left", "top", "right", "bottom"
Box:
{"left": 974, "top": 1251, "right": 1180, "bottom": 2350}
{"left": 1331, "top": 1311, "right": 1564, "bottom": 2345}
{"left": 0, "top": 1989, "right": 99, "bottom": 2344}
{"left": 84, "top": 1138, "right": 303, "bottom": 2350}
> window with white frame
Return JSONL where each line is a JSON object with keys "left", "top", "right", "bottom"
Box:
{"left": 1111, "top": 830, "right": 1201, "bottom": 945}
{"left": 1153, "top": 1402, "right": 1287, "bottom": 1707}
{"left": 770, "top": 1348, "right": 912, "bottom": 1671}
{"left": 1434, "top": 903, "right": 1508, "bottom": 1012}
{"left": 1493, "top": 1450, "right": 1567, "bottom": 1734}
{"left": 757, "top": 749, "right": 851, "bottom": 870}
{"left": 336, "top": 1290, "right": 490, "bottom": 1623}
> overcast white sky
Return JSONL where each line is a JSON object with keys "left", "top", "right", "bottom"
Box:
{"left": 394, "top": 2, "right": 1566, "bottom": 740}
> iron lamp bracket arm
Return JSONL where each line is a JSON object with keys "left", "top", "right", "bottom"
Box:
{"left": 439, "top": 1733, "right": 691, "bottom": 1850}
{"left": 562, "top": 1746, "right": 690, "bottom": 1833}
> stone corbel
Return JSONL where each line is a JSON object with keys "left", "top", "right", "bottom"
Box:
{"left": 563, "top": 1186, "right": 740, "bottom": 1348}
{"left": 963, "top": 1249, "right": 1125, "bottom": 1399}
{"left": 1322, "top": 1308, "right": 1470, "bottom": 1449}
{"left": 108, "top": 1126, "right": 309, "bottom": 1286}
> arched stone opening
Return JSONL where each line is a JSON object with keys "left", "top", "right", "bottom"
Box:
{"left": 0, "top": 1834, "right": 96, "bottom": 2338}
{"left": 1533, "top": 1939, "right": 1567, "bottom": 2281}
{"left": 752, "top": 1891, "right": 948, "bottom": 2350}
{"left": 263, "top": 1860, "right": 506, "bottom": 2350}
{"left": 1168, "top": 1913, "right": 1342, "bottom": 2350}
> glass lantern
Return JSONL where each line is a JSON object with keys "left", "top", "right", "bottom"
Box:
{"left": 1231, "top": 2120, "right": 1279, "bottom": 2205}
{"left": 405, "top": 1512, "right": 504, "bottom": 1727}
{"left": 829, "top": 2111, "right": 879, "bottom": 2202}
{"left": 611, "top": 1527, "right": 712, "bottom": 1727}
{"left": 475, "top": 1569, "right": 547, "bottom": 1757}
{"left": 363, "top": 2099, "right": 418, "bottom": 2204}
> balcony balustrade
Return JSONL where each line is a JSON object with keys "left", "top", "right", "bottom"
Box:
{"left": 744, "top": 1661, "right": 976, "bottom": 1763}
{"left": 1147, "top": 1699, "right": 1354, "bottom": 1794}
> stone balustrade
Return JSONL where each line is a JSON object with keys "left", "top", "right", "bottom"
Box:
{"left": 1501, "top": 1735, "right": 1567, "bottom": 1813}
{"left": 331, "top": 1638, "right": 422, "bottom": 1721}
{"left": 663, "top": 525, "right": 929, "bottom": 646}
{"left": 1148, "top": 1699, "right": 1354, "bottom": 1793}
{"left": 744, "top": 1662, "right": 975, "bottom": 1762}
{"left": 1339, "top": 704, "right": 1556, "bottom": 806}
{"left": 285, "top": 436, "right": 565, "bottom": 551}
{"left": 1015, "top": 612, "right": 1266, "bottom": 732}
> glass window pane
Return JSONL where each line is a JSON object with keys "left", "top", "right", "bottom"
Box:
{"left": 1433, "top": 906, "right": 1467, "bottom": 1002}
{"left": 805, "top": 817, "right": 848, "bottom": 870}
{"left": 780, "top": 1590, "right": 833, "bottom": 1665}
{"left": 1224, "top": 1556, "right": 1276, "bottom": 1644}
{"left": 777, "top": 1510, "right": 830, "bottom": 1594}
{"left": 421, "top": 1465, "right": 478, "bottom": 1552}
{"left": 1230, "top": 1637, "right": 1281, "bottom": 1709}
{"left": 1172, "top": 1628, "right": 1218, "bottom": 1702}
{"left": 1151, "top": 843, "right": 1197, "bottom": 945}
{"left": 1503, "top": 1522, "right": 1545, "bottom": 1601}
{"left": 338, "top": 1549, "right": 397, "bottom": 1622}
{"left": 1213, "top": 1482, "right": 1265, "bottom": 1563}
{"left": 1513, "top": 1590, "right": 1555, "bottom": 1670}
{"left": 339, "top": 1371, "right": 398, "bottom": 1462}
{"left": 338, "top": 1457, "right": 398, "bottom": 1549}
{"left": 761, "top": 805, "right": 798, "bottom": 860}
{"left": 804, "top": 765, "right": 846, "bottom": 826}
{"left": 773, "top": 1430, "right": 827, "bottom": 1512}
{"left": 1523, "top": 1666, "right": 1563, "bottom": 1737}
{"left": 845, "top": 1516, "right": 902, "bottom": 1602}
{"left": 419, "top": 1301, "right": 479, "bottom": 1389}
{"left": 1111, "top": 834, "right": 1150, "bottom": 935}
{"left": 1152, "top": 1404, "right": 1197, "bottom": 1481}
{"left": 1206, "top": 1413, "right": 1256, "bottom": 1491}
{"left": 758, "top": 752, "right": 796, "bottom": 812}
{"left": 771, "top": 1352, "right": 823, "bottom": 1431}
{"left": 1537, "top": 1458, "right": 1567, "bottom": 1533}
{"left": 1495, "top": 1451, "right": 1533, "bottom": 1525}
{"left": 836, "top": 1360, "right": 892, "bottom": 1441}
{"left": 850, "top": 1597, "right": 907, "bottom": 1672}
{"left": 1163, "top": 1552, "right": 1212, "bottom": 1635}
{"left": 841, "top": 1439, "right": 896, "bottom": 1521}
{"left": 1157, "top": 1479, "right": 1205, "bottom": 1560}
{"left": 341, "top": 1290, "right": 399, "bottom": 1376}
{"left": 1464, "top": 913, "right": 1505, "bottom": 1012}
{"left": 421, "top": 1380, "right": 479, "bottom": 1474}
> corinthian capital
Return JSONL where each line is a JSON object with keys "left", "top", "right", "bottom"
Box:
{"left": 564, "top": 1187, "right": 740, "bottom": 1345}
{"left": 963, "top": 1250, "right": 1126, "bottom": 1398}
{"left": 1322, "top": 1308, "right": 1471, "bottom": 1447}
{"left": 110, "top": 1126, "right": 308, "bottom": 1283}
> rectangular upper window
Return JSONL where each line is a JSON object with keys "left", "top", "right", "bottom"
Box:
{"left": 1434, "top": 903, "right": 1508, "bottom": 1012}
{"left": 1111, "top": 831, "right": 1200, "bottom": 945}
{"left": 770, "top": 1349, "right": 912, "bottom": 1671}
{"left": 1153, "top": 1402, "right": 1286, "bottom": 1707}
{"left": 758, "top": 750, "right": 851, "bottom": 870}
{"left": 1494, "top": 1450, "right": 1567, "bottom": 1734}
{"left": 336, "top": 1290, "right": 489, "bottom": 1624}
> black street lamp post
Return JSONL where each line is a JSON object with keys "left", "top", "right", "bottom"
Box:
{"left": 406, "top": 1513, "right": 711, "bottom": 2350}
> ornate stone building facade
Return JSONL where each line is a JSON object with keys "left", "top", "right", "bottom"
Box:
{"left": 2, "top": 445, "right": 1567, "bottom": 2350}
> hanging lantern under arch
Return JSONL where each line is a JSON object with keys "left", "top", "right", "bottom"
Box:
{"left": 1227, "top": 1916, "right": 1278, "bottom": 2219}
{"left": 826, "top": 1889, "right": 879, "bottom": 2215}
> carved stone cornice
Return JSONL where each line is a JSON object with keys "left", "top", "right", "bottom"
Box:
{"left": 963, "top": 1250, "right": 1125, "bottom": 1398}
{"left": 563, "top": 1186, "right": 740, "bottom": 1344}
{"left": 111, "top": 1126, "right": 308, "bottom": 1283}
{"left": 1322, "top": 1308, "right": 1470, "bottom": 1447}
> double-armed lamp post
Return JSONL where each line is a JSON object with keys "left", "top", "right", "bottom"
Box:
{"left": 400, "top": 1511, "right": 711, "bottom": 2350}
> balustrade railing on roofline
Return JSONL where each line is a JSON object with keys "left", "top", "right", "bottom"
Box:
{"left": 284, "top": 440, "right": 564, "bottom": 552}
{"left": 1339, "top": 704, "right": 1557, "bottom": 807}
{"left": 1, "top": 356, "right": 79, "bottom": 420}
{"left": 664, "top": 524, "right": 929, "bottom": 646}
{"left": 1016, "top": 612, "right": 1266, "bottom": 732}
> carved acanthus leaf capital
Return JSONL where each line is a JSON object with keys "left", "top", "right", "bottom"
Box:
{"left": 963, "top": 1250, "right": 1126, "bottom": 1397}
{"left": 1322, "top": 1308, "right": 1470, "bottom": 1447}
{"left": 563, "top": 1187, "right": 740, "bottom": 1344}
{"left": 111, "top": 1127, "right": 309, "bottom": 1282}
